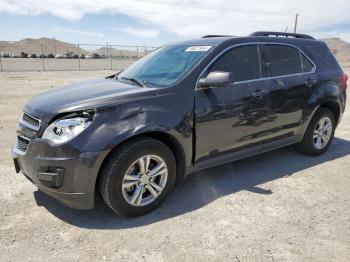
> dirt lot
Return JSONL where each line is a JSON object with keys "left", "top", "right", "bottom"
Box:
{"left": 1, "top": 70, "right": 350, "bottom": 261}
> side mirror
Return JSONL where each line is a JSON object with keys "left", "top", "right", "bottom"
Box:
{"left": 198, "top": 71, "right": 235, "bottom": 88}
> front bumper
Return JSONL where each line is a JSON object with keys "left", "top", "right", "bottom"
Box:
{"left": 12, "top": 139, "right": 108, "bottom": 210}
{"left": 23, "top": 172, "right": 95, "bottom": 210}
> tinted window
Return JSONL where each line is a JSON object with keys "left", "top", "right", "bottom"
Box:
{"left": 209, "top": 45, "right": 260, "bottom": 82}
{"left": 119, "top": 45, "right": 209, "bottom": 87}
{"left": 265, "top": 45, "right": 303, "bottom": 76}
{"left": 300, "top": 53, "right": 314, "bottom": 72}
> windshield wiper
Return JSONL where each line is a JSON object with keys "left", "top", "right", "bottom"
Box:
{"left": 120, "top": 76, "right": 148, "bottom": 88}
{"left": 115, "top": 70, "right": 123, "bottom": 80}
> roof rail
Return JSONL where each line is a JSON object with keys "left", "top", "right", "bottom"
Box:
{"left": 250, "top": 31, "right": 315, "bottom": 40}
{"left": 202, "top": 35, "right": 234, "bottom": 38}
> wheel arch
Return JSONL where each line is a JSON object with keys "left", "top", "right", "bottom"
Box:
{"left": 319, "top": 100, "right": 341, "bottom": 125}
{"left": 94, "top": 130, "right": 188, "bottom": 194}
{"left": 307, "top": 99, "right": 342, "bottom": 128}
{"left": 301, "top": 88, "right": 343, "bottom": 136}
{"left": 306, "top": 79, "right": 343, "bottom": 126}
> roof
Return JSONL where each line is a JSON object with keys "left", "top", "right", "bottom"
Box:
{"left": 171, "top": 31, "right": 319, "bottom": 47}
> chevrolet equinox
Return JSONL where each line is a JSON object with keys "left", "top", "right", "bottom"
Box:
{"left": 12, "top": 32, "right": 347, "bottom": 216}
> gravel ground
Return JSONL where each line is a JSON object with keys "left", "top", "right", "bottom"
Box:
{"left": 1, "top": 70, "right": 350, "bottom": 262}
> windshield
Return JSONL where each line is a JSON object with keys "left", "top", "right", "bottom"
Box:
{"left": 118, "top": 45, "right": 212, "bottom": 87}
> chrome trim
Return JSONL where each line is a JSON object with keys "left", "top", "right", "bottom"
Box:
{"left": 195, "top": 42, "right": 317, "bottom": 89}
{"left": 13, "top": 147, "right": 26, "bottom": 156}
{"left": 19, "top": 112, "right": 41, "bottom": 131}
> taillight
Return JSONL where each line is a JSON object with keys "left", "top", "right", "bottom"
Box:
{"left": 340, "top": 74, "right": 348, "bottom": 91}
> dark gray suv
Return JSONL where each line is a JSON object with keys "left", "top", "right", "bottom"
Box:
{"left": 12, "top": 32, "right": 347, "bottom": 216}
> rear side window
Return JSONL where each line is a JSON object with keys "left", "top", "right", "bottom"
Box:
{"left": 300, "top": 54, "right": 314, "bottom": 72}
{"left": 264, "top": 44, "right": 314, "bottom": 77}
{"left": 209, "top": 45, "right": 260, "bottom": 82}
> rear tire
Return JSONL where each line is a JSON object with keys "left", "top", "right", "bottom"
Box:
{"left": 99, "top": 138, "right": 176, "bottom": 217}
{"left": 298, "top": 108, "right": 335, "bottom": 155}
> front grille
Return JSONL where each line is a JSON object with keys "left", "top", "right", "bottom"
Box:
{"left": 20, "top": 112, "right": 41, "bottom": 131}
{"left": 16, "top": 135, "right": 30, "bottom": 152}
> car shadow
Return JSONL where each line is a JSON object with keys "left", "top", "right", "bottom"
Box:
{"left": 34, "top": 137, "right": 350, "bottom": 229}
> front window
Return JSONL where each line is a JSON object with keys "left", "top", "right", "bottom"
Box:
{"left": 118, "top": 45, "right": 212, "bottom": 87}
{"left": 208, "top": 45, "right": 261, "bottom": 82}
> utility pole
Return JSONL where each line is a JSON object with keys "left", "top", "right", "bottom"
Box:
{"left": 294, "top": 13, "right": 299, "bottom": 34}
{"left": 110, "top": 44, "right": 112, "bottom": 70}
{"left": 78, "top": 44, "right": 81, "bottom": 71}
{"left": 41, "top": 44, "right": 45, "bottom": 71}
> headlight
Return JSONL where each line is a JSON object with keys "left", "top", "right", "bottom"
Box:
{"left": 42, "top": 116, "right": 93, "bottom": 145}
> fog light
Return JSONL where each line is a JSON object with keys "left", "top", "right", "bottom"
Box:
{"left": 37, "top": 167, "right": 64, "bottom": 188}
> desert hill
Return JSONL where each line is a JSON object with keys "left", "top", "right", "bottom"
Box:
{"left": 0, "top": 38, "right": 149, "bottom": 57}
{"left": 0, "top": 37, "right": 349, "bottom": 65}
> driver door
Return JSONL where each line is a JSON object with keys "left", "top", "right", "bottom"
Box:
{"left": 194, "top": 44, "right": 271, "bottom": 167}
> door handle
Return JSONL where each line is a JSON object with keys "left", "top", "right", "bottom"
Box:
{"left": 305, "top": 79, "right": 317, "bottom": 88}
{"left": 252, "top": 89, "right": 266, "bottom": 98}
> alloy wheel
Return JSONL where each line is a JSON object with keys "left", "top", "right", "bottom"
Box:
{"left": 313, "top": 116, "right": 333, "bottom": 150}
{"left": 121, "top": 155, "right": 168, "bottom": 206}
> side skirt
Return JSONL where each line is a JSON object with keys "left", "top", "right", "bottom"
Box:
{"left": 186, "top": 135, "right": 303, "bottom": 175}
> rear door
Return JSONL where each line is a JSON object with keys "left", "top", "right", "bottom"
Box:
{"left": 194, "top": 44, "right": 272, "bottom": 165}
{"left": 260, "top": 44, "right": 316, "bottom": 138}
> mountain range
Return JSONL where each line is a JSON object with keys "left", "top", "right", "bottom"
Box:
{"left": 0, "top": 37, "right": 349, "bottom": 65}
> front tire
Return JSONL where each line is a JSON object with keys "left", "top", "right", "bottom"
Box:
{"left": 298, "top": 108, "right": 335, "bottom": 155}
{"left": 99, "top": 138, "right": 176, "bottom": 217}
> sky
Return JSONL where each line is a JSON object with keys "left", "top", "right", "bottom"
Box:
{"left": 0, "top": 0, "right": 350, "bottom": 46}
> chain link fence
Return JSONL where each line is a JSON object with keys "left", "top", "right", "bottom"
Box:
{"left": 0, "top": 41, "right": 157, "bottom": 72}
{"left": 1, "top": 39, "right": 349, "bottom": 72}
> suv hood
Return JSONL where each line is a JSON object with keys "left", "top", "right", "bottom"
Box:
{"left": 24, "top": 78, "right": 157, "bottom": 123}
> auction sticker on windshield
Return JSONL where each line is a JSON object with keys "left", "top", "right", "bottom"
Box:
{"left": 185, "top": 46, "right": 212, "bottom": 52}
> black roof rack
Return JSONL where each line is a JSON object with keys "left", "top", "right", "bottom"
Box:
{"left": 202, "top": 35, "right": 234, "bottom": 38}
{"left": 250, "top": 31, "right": 315, "bottom": 40}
